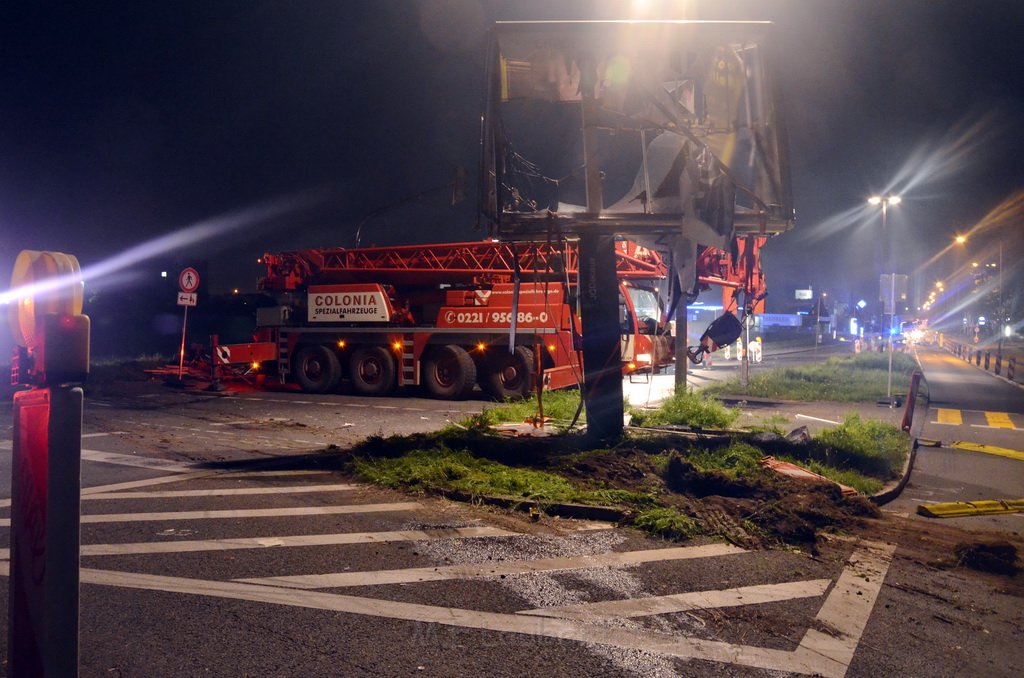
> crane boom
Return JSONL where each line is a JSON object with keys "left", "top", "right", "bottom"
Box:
{"left": 260, "top": 240, "right": 666, "bottom": 291}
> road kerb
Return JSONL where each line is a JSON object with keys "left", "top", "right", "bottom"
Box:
{"left": 917, "top": 498, "right": 1024, "bottom": 518}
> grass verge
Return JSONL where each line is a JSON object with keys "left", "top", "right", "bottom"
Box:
{"left": 351, "top": 445, "right": 657, "bottom": 508}
{"left": 702, "top": 352, "right": 921, "bottom": 402}
{"left": 464, "top": 390, "right": 586, "bottom": 430}
{"left": 350, "top": 409, "right": 905, "bottom": 545}
{"left": 628, "top": 389, "right": 740, "bottom": 429}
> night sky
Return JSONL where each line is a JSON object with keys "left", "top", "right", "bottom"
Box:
{"left": 2, "top": 1, "right": 1023, "bottom": 356}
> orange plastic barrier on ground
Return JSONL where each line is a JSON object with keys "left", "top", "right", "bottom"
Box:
{"left": 760, "top": 456, "right": 859, "bottom": 496}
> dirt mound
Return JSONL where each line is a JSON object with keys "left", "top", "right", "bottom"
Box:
{"left": 664, "top": 456, "right": 759, "bottom": 498}
{"left": 954, "top": 541, "right": 1019, "bottom": 575}
{"left": 560, "top": 448, "right": 880, "bottom": 547}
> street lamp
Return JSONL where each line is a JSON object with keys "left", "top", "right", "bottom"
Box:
{"left": 868, "top": 194, "right": 901, "bottom": 403}
{"left": 814, "top": 291, "right": 827, "bottom": 357}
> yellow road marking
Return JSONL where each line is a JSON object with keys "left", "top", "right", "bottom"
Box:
{"left": 951, "top": 441, "right": 1024, "bottom": 462}
{"left": 984, "top": 411, "right": 1015, "bottom": 429}
{"left": 936, "top": 408, "right": 962, "bottom": 425}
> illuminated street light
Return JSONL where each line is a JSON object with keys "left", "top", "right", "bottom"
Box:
{"left": 868, "top": 194, "right": 902, "bottom": 402}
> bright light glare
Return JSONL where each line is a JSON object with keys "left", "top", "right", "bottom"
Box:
{"left": 867, "top": 196, "right": 882, "bottom": 205}
{"left": 0, "top": 187, "right": 333, "bottom": 307}
{"left": 886, "top": 116, "right": 997, "bottom": 197}
{"left": 888, "top": 196, "right": 902, "bottom": 205}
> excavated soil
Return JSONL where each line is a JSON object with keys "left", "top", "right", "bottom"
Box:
{"left": 354, "top": 431, "right": 885, "bottom": 549}
{"left": 556, "top": 446, "right": 880, "bottom": 549}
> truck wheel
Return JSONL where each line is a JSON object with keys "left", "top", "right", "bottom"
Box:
{"left": 423, "top": 345, "right": 477, "bottom": 400}
{"left": 349, "top": 346, "right": 395, "bottom": 396}
{"left": 293, "top": 345, "right": 341, "bottom": 393}
{"left": 482, "top": 346, "right": 534, "bottom": 400}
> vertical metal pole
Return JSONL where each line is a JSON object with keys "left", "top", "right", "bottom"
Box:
{"left": 581, "top": 94, "right": 603, "bottom": 216}
{"left": 9, "top": 386, "right": 82, "bottom": 677}
{"left": 883, "top": 201, "right": 894, "bottom": 400}
{"left": 579, "top": 234, "right": 624, "bottom": 443}
{"left": 997, "top": 240, "right": 1003, "bottom": 360}
{"left": 577, "top": 86, "right": 622, "bottom": 442}
{"left": 178, "top": 305, "right": 190, "bottom": 380}
{"left": 674, "top": 300, "right": 687, "bottom": 391}
{"left": 814, "top": 295, "right": 821, "bottom": 358}
{"left": 740, "top": 312, "right": 750, "bottom": 389}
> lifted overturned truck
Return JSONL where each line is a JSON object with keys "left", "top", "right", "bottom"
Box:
{"left": 211, "top": 239, "right": 673, "bottom": 399}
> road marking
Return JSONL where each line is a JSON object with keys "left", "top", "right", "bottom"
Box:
{"left": 0, "top": 526, "right": 519, "bottom": 559}
{"left": 82, "top": 431, "right": 126, "bottom": 438}
{"left": 796, "top": 414, "right": 840, "bottom": 425}
{"left": 78, "top": 470, "right": 331, "bottom": 496}
{"left": 795, "top": 539, "right": 897, "bottom": 678}
{"left": 80, "top": 449, "right": 198, "bottom": 472}
{"left": 0, "top": 457, "right": 206, "bottom": 508}
{"left": 518, "top": 579, "right": 832, "bottom": 621}
{"left": 0, "top": 540, "right": 891, "bottom": 676}
{"left": 951, "top": 441, "right": 1024, "bottom": 462}
{"left": 935, "top": 408, "right": 962, "bottom": 425}
{"left": 62, "top": 540, "right": 886, "bottom": 677}
{"left": 0, "top": 502, "right": 423, "bottom": 527}
{"left": 236, "top": 544, "right": 746, "bottom": 589}
{"left": 82, "top": 483, "right": 361, "bottom": 500}
{"left": 71, "top": 567, "right": 806, "bottom": 673}
{"left": 0, "top": 471, "right": 216, "bottom": 508}
{"left": 984, "top": 411, "right": 1015, "bottom": 429}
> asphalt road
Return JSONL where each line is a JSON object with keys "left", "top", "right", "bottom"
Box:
{"left": 886, "top": 346, "right": 1024, "bottom": 534}
{"left": 0, "top": 354, "right": 1022, "bottom": 676}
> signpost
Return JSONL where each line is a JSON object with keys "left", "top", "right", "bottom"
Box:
{"left": 8, "top": 250, "right": 88, "bottom": 677}
{"left": 176, "top": 268, "right": 200, "bottom": 379}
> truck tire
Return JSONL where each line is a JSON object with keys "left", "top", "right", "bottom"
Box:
{"left": 349, "top": 346, "right": 395, "bottom": 396}
{"left": 482, "top": 346, "right": 534, "bottom": 400}
{"left": 423, "top": 345, "right": 477, "bottom": 400}
{"left": 293, "top": 345, "right": 341, "bottom": 393}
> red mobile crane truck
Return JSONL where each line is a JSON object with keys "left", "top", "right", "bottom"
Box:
{"left": 210, "top": 239, "right": 673, "bottom": 399}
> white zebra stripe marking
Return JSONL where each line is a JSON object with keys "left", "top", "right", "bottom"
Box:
{"left": 237, "top": 543, "right": 745, "bottom": 589}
